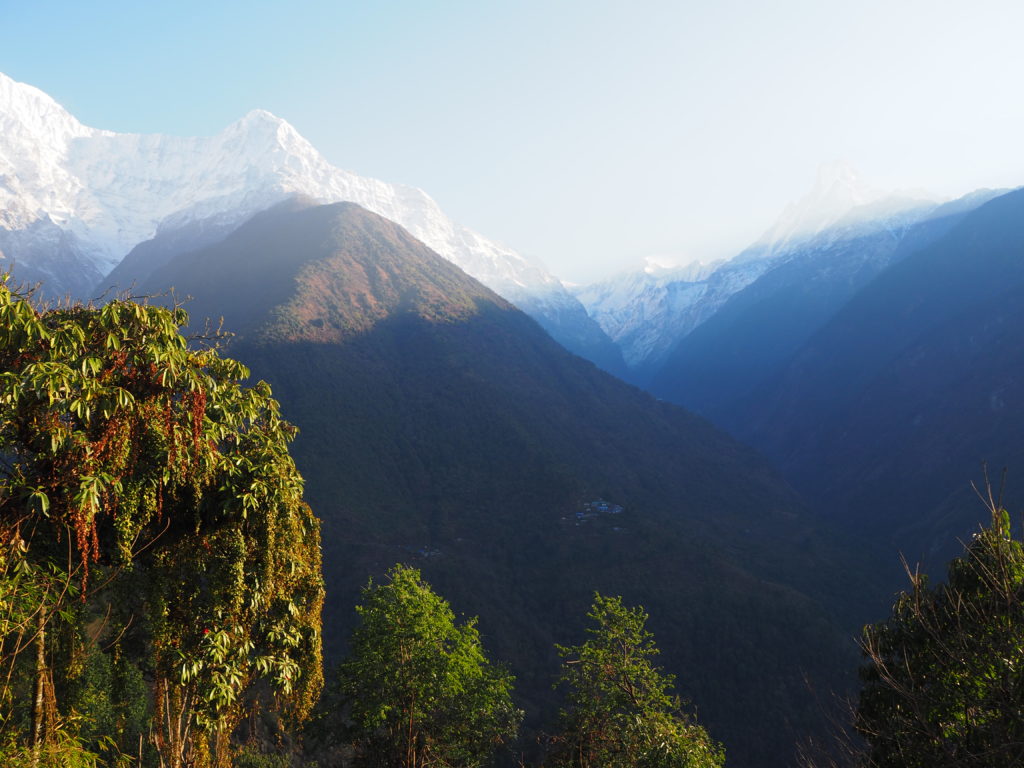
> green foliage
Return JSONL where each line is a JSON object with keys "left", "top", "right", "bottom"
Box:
{"left": 0, "top": 732, "right": 106, "bottom": 768}
{"left": 856, "top": 504, "right": 1024, "bottom": 767}
{"left": 232, "top": 744, "right": 293, "bottom": 768}
{"left": 337, "top": 564, "right": 521, "bottom": 767}
{"left": 0, "top": 278, "right": 324, "bottom": 767}
{"left": 550, "top": 594, "right": 724, "bottom": 768}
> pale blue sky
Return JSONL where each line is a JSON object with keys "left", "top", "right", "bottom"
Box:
{"left": 3, "top": 0, "right": 1024, "bottom": 281}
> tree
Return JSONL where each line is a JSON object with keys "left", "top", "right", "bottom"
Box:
{"left": 550, "top": 593, "right": 724, "bottom": 768}
{"left": 337, "top": 564, "right": 521, "bottom": 767}
{"left": 0, "top": 279, "right": 324, "bottom": 767}
{"left": 856, "top": 500, "right": 1024, "bottom": 767}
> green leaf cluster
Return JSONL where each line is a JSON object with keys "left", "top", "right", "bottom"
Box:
{"left": 337, "top": 564, "right": 521, "bottom": 768}
{"left": 0, "top": 278, "right": 324, "bottom": 767}
{"left": 856, "top": 506, "right": 1024, "bottom": 767}
{"left": 550, "top": 594, "right": 724, "bottom": 768}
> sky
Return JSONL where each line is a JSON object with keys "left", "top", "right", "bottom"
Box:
{"left": 3, "top": 0, "right": 1024, "bottom": 283}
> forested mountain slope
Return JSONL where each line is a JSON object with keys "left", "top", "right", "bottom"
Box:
{"left": 649, "top": 190, "right": 1001, "bottom": 418}
{"left": 138, "top": 198, "right": 870, "bottom": 767}
{"left": 735, "top": 187, "right": 1024, "bottom": 568}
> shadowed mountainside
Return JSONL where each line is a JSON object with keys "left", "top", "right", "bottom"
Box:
{"left": 733, "top": 187, "right": 1024, "bottom": 570}
{"left": 648, "top": 191, "right": 1001, "bottom": 421}
{"left": 138, "top": 198, "right": 875, "bottom": 767}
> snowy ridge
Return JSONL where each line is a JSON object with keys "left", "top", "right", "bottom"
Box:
{"left": 739, "top": 162, "right": 940, "bottom": 261}
{"left": 574, "top": 257, "right": 772, "bottom": 370}
{"left": 572, "top": 259, "right": 722, "bottom": 368}
{"left": 0, "top": 72, "right": 561, "bottom": 302}
{"left": 576, "top": 165, "right": 945, "bottom": 370}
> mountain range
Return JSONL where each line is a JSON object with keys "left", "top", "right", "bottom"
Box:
{"left": 9, "top": 68, "right": 1024, "bottom": 766}
{"left": 570, "top": 164, "right": 1024, "bottom": 601}
{"left": 130, "top": 198, "right": 871, "bottom": 767}
{"left": 0, "top": 72, "right": 624, "bottom": 373}
{"left": 573, "top": 164, "right": 958, "bottom": 381}
{"left": 730, "top": 186, "right": 1024, "bottom": 568}
{"left": 573, "top": 166, "right": 1024, "bottom": 599}
{"left": 648, "top": 186, "right": 1004, "bottom": 417}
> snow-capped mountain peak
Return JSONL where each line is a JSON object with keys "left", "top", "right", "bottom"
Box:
{"left": 640, "top": 255, "right": 721, "bottom": 282}
{"left": 222, "top": 109, "right": 319, "bottom": 158}
{"left": 0, "top": 73, "right": 551, "bottom": 292}
{"left": 573, "top": 164, "right": 955, "bottom": 373}
{"left": 775, "top": 161, "right": 883, "bottom": 239}
{"left": 235, "top": 107, "right": 286, "bottom": 127}
{"left": 0, "top": 72, "right": 619, "bottom": 368}
{"left": 750, "top": 161, "right": 942, "bottom": 258}
{"left": 811, "top": 161, "right": 877, "bottom": 205}
{"left": 0, "top": 72, "right": 93, "bottom": 147}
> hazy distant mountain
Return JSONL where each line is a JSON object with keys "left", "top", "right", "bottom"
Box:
{"left": 649, "top": 188, "right": 1004, "bottom": 417}
{"left": 138, "top": 199, "right": 866, "bottom": 767}
{"left": 742, "top": 162, "right": 928, "bottom": 259}
{"left": 573, "top": 163, "right": 942, "bottom": 377}
{"left": 570, "top": 258, "right": 723, "bottom": 378}
{"left": 0, "top": 72, "right": 620, "bottom": 369}
{"left": 734, "top": 186, "right": 1024, "bottom": 566}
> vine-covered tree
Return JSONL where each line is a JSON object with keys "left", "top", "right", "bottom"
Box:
{"left": 337, "top": 564, "right": 521, "bottom": 768}
{"left": 550, "top": 594, "right": 724, "bottom": 768}
{"left": 856, "top": 500, "right": 1024, "bottom": 767}
{"left": 0, "top": 278, "right": 324, "bottom": 767}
